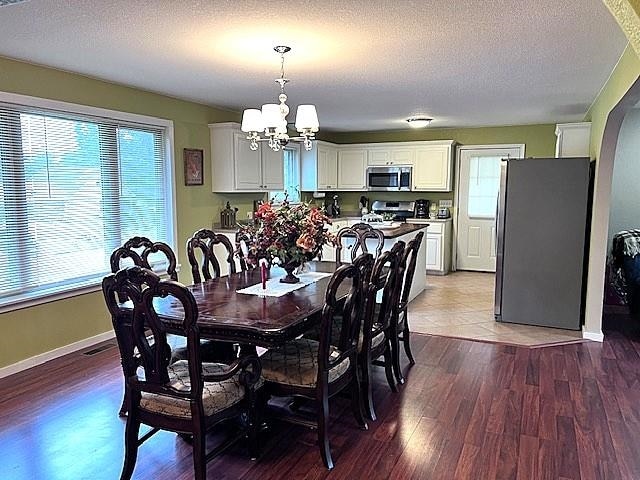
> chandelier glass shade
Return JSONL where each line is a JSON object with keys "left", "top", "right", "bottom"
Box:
{"left": 241, "top": 46, "right": 319, "bottom": 152}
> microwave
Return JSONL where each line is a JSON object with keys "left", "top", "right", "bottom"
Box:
{"left": 366, "top": 166, "right": 412, "bottom": 191}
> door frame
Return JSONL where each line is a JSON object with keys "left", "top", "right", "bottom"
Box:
{"left": 452, "top": 144, "right": 525, "bottom": 272}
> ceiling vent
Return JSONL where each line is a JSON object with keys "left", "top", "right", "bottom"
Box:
{"left": 0, "top": 0, "right": 29, "bottom": 6}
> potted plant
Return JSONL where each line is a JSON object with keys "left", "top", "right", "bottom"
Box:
{"left": 239, "top": 199, "right": 336, "bottom": 283}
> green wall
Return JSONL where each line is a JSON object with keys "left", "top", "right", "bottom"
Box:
{"left": 0, "top": 57, "right": 557, "bottom": 369}
{"left": 0, "top": 56, "right": 264, "bottom": 368}
{"left": 317, "top": 124, "right": 557, "bottom": 213}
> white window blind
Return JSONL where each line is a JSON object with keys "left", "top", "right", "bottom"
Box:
{"left": 467, "top": 155, "right": 501, "bottom": 218}
{"left": 0, "top": 100, "right": 172, "bottom": 308}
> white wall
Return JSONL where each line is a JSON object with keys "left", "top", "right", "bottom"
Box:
{"left": 608, "top": 107, "right": 640, "bottom": 248}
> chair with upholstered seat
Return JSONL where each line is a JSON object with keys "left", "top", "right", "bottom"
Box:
{"left": 102, "top": 266, "right": 262, "bottom": 480}
{"left": 260, "top": 263, "right": 368, "bottom": 470}
{"left": 392, "top": 231, "right": 424, "bottom": 384}
{"left": 359, "top": 241, "right": 405, "bottom": 421}
{"left": 187, "top": 228, "right": 237, "bottom": 282}
{"left": 110, "top": 236, "right": 180, "bottom": 416}
{"left": 335, "top": 222, "right": 384, "bottom": 264}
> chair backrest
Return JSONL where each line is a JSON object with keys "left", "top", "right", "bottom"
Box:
{"left": 235, "top": 230, "right": 257, "bottom": 272}
{"left": 361, "top": 241, "right": 405, "bottom": 349}
{"left": 102, "top": 266, "right": 204, "bottom": 408}
{"left": 335, "top": 223, "right": 385, "bottom": 264}
{"left": 110, "top": 236, "right": 178, "bottom": 281}
{"left": 316, "top": 262, "right": 364, "bottom": 384}
{"left": 399, "top": 231, "right": 424, "bottom": 307}
{"left": 186, "top": 228, "right": 236, "bottom": 283}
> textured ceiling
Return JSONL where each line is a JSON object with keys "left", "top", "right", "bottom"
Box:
{"left": 0, "top": 0, "right": 628, "bottom": 131}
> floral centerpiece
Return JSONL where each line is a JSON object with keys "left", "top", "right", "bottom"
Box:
{"left": 239, "top": 199, "right": 335, "bottom": 283}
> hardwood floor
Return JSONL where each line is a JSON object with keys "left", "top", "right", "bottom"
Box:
{"left": 2, "top": 328, "right": 640, "bottom": 479}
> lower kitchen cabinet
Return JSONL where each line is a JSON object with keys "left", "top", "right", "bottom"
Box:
{"left": 409, "top": 219, "right": 452, "bottom": 274}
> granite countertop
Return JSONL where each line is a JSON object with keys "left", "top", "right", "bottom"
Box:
{"left": 374, "top": 222, "right": 428, "bottom": 239}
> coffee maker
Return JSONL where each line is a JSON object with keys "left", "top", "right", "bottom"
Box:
{"left": 415, "top": 199, "right": 430, "bottom": 218}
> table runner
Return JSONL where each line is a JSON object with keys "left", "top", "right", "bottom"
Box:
{"left": 236, "top": 271, "right": 332, "bottom": 297}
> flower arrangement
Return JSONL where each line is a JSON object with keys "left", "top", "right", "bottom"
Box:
{"left": 239, "top": 199, "right": 335, "bottom": 282}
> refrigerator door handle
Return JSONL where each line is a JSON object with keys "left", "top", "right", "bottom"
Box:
{"left": 494, "top": 161, "right": 509, "bottom": 319}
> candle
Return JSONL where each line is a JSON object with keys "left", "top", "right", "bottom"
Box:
{"left": 259, "top": 259, "right": 267, "bottom": 289}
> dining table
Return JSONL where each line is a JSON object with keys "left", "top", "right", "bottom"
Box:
{"left": 154, "top": 261, "right": 344, "bottom": 353}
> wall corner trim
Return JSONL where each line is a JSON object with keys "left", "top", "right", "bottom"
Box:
{"left": 0, "top": 330, "right": 115, "bottom": 379}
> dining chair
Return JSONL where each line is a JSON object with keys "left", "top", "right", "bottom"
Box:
{"left": 102, "top": 266, "right": 262, "bottom": 480}
{"left": 235, "top": 230, "right": 257, "bottom": 271}
{"left": 110, "top": 236, "right": 178, "bottom": 281}
{"left": 110, "top": 236, "right": 179, "bottom": 416}
{"left": 186, "top": 228, "right": 237, "bottom": 283}
{"left": 393, "top": 231, "right": 424, "bottom": 384}
{"left": 259, "top": 262, "right": 368, "bottom": 470}
{"left": 359, "top": 241, "right": 405, "bottom": 422}
{"left": 335, "top": 222, "right": 384, "bottom": 264}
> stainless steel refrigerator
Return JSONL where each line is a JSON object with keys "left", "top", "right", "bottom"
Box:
{"left": 494, "top": 157, "right": 591, "bottom": 330}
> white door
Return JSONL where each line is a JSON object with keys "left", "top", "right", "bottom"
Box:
{"left": 456, "top": 145, "right": 524, "bottom": 271}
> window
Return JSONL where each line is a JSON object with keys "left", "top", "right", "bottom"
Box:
{"left": 467, "top": 155, "right": 501, "bottom": 218}
{"left": 270, "top": 146, "right": 300, "bottom": 203}
{"left": 0, "top": 94, "right": 174, "bottom": 309}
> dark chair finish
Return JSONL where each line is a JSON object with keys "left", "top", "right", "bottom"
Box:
{"left": 235, "top": 230, "right": 257, "bottom": 272}
{"left": 393, "top": 231, "right": 424, "bottom": 383}
{"left": 187, "top": 228, "right": 236, "bottom": 283}
{"left": 359, "top": 241, "right": 405, "bottom": 421}
{"left": 110, "top": 236, "right": 179, "bottom": 416}
{"left": 110, "top": 236, "right": 178, "bottom": 281}
{"left": 335, "top": 223, "right": 384, "bottom": 264}
{"left": 259, "top": 263, "right": 368, "bottom": 469}
{"left": 102, "top": 266, "right": 261, "bottom": 480}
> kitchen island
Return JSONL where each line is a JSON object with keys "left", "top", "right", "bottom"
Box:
{"left": 214, "top": 222, "right": 428, "bottom": 302}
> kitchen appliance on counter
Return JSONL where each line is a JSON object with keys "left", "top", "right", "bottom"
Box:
{"left": 371, "top": 200, "right": 415, "bottom": 221}
{"left": 330, "top": 194, "right": 341, "bottom": 218}
{"left": 415, "top": 199, "right": 430, "bottom": 218}
{"left": 494, "top": 157, "right": 591, "bottom": 330}
{"left": 366, "top": 166, "right": 412, "bottom": 191}
{"left": 437, "top": 207, "right": 451, "bottom": 219}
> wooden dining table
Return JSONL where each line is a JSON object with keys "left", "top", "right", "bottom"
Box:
{"left": 154, "top": 261, "right": 342, "bottom": 352}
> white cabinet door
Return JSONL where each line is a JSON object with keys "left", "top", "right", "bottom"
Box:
{"left": 317, "top": 144, "right": 338, "bottom": 190}
{"left": 425, "top": 234, "right": 442, "bottom": 271}
{"left": 234, "top": 133, "right": 262, "bottom": 190}
{"left": 414, "top": 144, "right": 452, "bottom": 191}
{"left": 338, "top": 149, "right": 367, "bottom": 190}
{"left": 261, "top": 147, "right": 284, "bottom": 189}
{"left": 368, "top": 148, "right": 391, "bottom": 165}
{"left": 390, "top": 148, "right": 415, "bottom": 165}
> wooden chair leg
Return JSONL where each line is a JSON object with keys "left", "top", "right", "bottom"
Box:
{"left": 403, "top": 321, "right": 416, "bottom": 366}
{"left": 383, "top": 344, "right": 398, "bottom": 393}
{"left": 351, "top": 369, "right": 368, "bottom": 430}
{"left": 390, "top": 331, "right": 405, "bottom": 385}
{"left": 118, "top": 390, "right": 128, "bottom": 417}
{"left": 120, "top": 413, "right": 140, "bottom": 480}
{"left": 247, "top": 389, "right": 262, "bottom": 460}
{"left": 317, "top": 392, "right": 334, "bottom": 470}
{"left": 360, "top": 359, "right": 377, "bottom": 422}
{"left": 192, "top": 429, "right": 206, "bottom": 480}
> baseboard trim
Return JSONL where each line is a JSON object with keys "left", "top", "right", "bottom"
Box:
{"left": 582, "top": 329, "right": 604, "bottom": 342}
{"left": 0, "top": 330, "right": 115, "bottom": 379}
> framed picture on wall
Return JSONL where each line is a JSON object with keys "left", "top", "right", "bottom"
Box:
{"left": 184, "top": 148, "right": 204, "bottom": 186}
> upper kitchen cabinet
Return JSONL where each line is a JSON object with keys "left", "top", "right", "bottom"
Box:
{"left": 337, "top": 148, "right": 367, "bottom": 190}
{"left": 367, "top": 146, "right": 415, "bottom": 166}
{"left": 209, "top": 122, "right": 284, "bottom": 192}
{"left": 555, "top": 122, "right": 591, "bottom": 158}
{"left": 413, "top": 140, "right": 455, "bottom": 191}
{"left": 301, "top": 140, "right": 338, "bottom": 191}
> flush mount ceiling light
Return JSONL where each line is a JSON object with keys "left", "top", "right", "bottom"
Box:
{"left": 406, "top": 117, "right": 433, "bottom": 129}
{"left": 241, "top": 46, "right": 319, "bottom": 152}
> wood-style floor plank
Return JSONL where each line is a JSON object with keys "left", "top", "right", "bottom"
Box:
{"left": 3, "top": 326, "right": 640, "bottom": 479}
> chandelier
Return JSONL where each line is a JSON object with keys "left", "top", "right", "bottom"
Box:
{"left": 241, "top": 46, "right": 319, "bottom": 152}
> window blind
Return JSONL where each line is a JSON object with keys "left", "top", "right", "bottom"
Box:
{"left": 0, "top": 101, "right": 172, "bottom": 308}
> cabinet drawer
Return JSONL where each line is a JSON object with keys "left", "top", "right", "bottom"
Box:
{"left": 427, "top": 223, "right": 443, "bottom": 234}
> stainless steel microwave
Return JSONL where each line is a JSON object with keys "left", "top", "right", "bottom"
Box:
{"left": 366, "top": 166, "right": 412, "bottom": 191}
